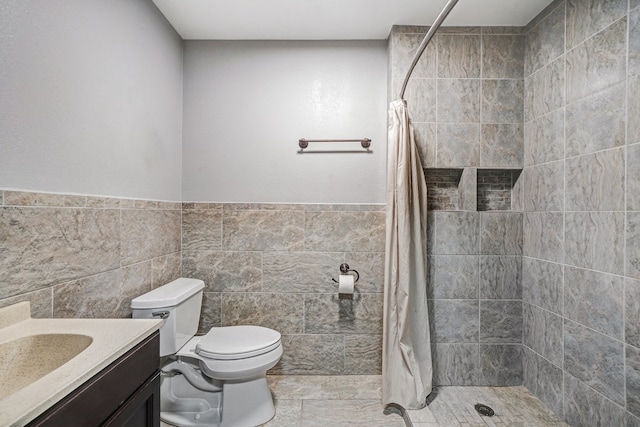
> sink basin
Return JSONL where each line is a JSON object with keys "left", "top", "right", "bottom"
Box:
{"left": 0, "top": 334, "right": 92, "bottom": 399}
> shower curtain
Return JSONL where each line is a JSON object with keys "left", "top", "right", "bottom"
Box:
{"left": 382, "top": 99, "right": 432, "bottom": 409}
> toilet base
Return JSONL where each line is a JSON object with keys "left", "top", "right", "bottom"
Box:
{"left": 220, "top": 377, "right": 275, "bottom": 427}
{"left": 159, "top": 361, "right": 276, "bottom": 427}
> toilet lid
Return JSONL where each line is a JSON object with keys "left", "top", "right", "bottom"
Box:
{"left": 196, "top": 325, "right": 281, "bottom": 360}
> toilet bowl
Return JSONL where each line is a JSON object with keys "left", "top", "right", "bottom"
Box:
{"left": 131, "top": 278, "right": 282, "bottom": 427}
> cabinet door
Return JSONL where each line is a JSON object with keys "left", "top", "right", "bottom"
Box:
{"left": 104, "top": 372, "right": 160, "bottom": 427}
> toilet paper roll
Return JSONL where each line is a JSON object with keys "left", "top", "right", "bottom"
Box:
{"left": 338, "top": 274, "right": 355, "bottom": 295}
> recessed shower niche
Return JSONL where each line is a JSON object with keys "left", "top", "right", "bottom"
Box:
{"left": 424, "top": 168, "right": 522, "bottom": 211}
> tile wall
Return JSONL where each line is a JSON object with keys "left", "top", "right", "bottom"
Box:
{"left": 389, "top": 25, "right": 525, "bottom": 386}
{"left": 181, "top": 203, "right": 386, "bottom": 375}
{"left": 0, "top": 190, "right": 182, "bottom": 318}
{"left": 522, "top": 0, "right": 640, "bottom": 424}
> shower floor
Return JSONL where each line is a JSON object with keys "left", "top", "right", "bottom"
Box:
{"left": 262, "top": 375, "right": 568, "bottom": 427}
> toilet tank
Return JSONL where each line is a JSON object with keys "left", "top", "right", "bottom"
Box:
{"left": 131, "top": 278, "right": 205, "bottom": 357}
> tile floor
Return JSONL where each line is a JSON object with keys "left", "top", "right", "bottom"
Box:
{"left": 263, "top": 375, "right": 569, "bottom": 427}
{"left": 161, "top": 375, "right": 569, "bottom": 426}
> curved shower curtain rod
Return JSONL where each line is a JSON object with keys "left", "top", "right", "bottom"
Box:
{"left": 399, "top": 0, "right": 460, "bottom": 100}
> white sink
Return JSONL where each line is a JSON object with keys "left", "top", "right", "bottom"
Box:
{"left": 0, "top": 333, "right": 92, "bottom": 399}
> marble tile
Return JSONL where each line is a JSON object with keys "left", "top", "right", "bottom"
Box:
{"left": 344, "top": 252, "right": 385, "bottom": 294}
{"left": 404, "top": 78, "right": 437, "bottom": 122}
{"left": 439, "top": 26, "right": 481, "bottom": 34}
{"left": 432, "top": 211, "right": 479, "bottom": 255}
{"left": 344, "top": 335, "right": 382, "bottom": 375}
{"left": 524, "top": 57, "right": 565, "bottom": 122}
{"left": 304, "top": 293, "right": 383, "bottom": 335}
{"left": 223, "top": 209, "right": 304, "bottom": 251}
{"left": 628, "top": 213, "right": 640, "bottom": 279}
{"left": 458, "top": 167, "right": 477, "bottom": 212}
{"left": 565, "top": 82, "right": 626, "bottom": 157}
{"left": 270, "top": 334, "right": 344, "bottom": 375}
{"left": 480, "top": 212, "right": 523, "bottom": 255}
{"left": 524, "top": 109, "right": 565, "bottom": 166}
{"left": 629, "top": 144, "right": 640, "bottom": 211}
{"left": 436, "top": 34, "right": 481, "bottom": 78}
{"left": 268, "top": 375, "right": 339, "bottom": 400}
{"left": 301, "top": 399, "right": 405, "bottom": 427}
{"left": 432, "top": 343, "right": 479, "bottom": 385}
{"left": 480, "top": 300, "right": 523, "bottom": 344}
{"left": 522, "top": 257, "right": 563, "bottom": 315}
{"left": 525, "top": 2, "right": 565, "bottom": 76}
{"left": 564, "top": 319, "right": 625, "bottom": 405}
{"left": 436, "top": 79, "right": 481, "bottom": 123}
{"left": 523, "top": 347, "right": 564, "bottom": 417}
{"left": 413, "top": 122, "right": 437, "bottom": 167}
{"left": 430, "top": 255, "right": 479, "bottom": 299}
{"left": 627, "top": 278, "right": 640, "bottom": 348}
{"left": 182, "top": 251, "right": 262, "bottom": 292}
{"left": 423, "top": 383, "right": 567, "bottom": 426}
{"left": 566, "top": 0, "right": 628, "bottom": 49}
{"left": 53, "top": 268, "right": 139, "bottom": 319}
{"left": 482, "top": 27, "right": 527, "bottom": 35}
{"left": 631, "top": 7, "right": 640, "bottom": 77}
{"left": 3, "top": 191, "right": 88, "bottom": 208}
{"left": 0, "top": 288, "right": 52, "bottom": 319}
{"left": 523, "top": 212, "right": 564, "bottom": 263}
{"left": 0, "top": 207, "right": 120, "bottom": 299}
{"left": 151, "top": 252, "right": 181, "bottom": 289}
{"left": 430, "top": 299, "right": 479, "bottom": 343}
{"left": 482, "top": 79, "right": 524, "bottom": 124}
{"left": 565, "top": 211, "right": 624, "bottom": 274}
{"left": 304, "top": 211, "right": 385, "bottom": 252}
{"left": 566, "top": 17, "right": 627, "bottom": 103}
{"left": 565, "top": 147, "right": 625, "bottom": 211}
{"left": 482, "top": 35, "right": 525, "bottom": 79}
{"left": 523, "top": 303, "right": 564, "bottom": 366}
{"left": 262, "top": 251, "right": 343, "bottom": 294}
{"left": 522, "top": 160, "right": 564, "bottom": 212}
{"left": 222, "top": 293, "right": 304, "bottom": 334}
{"left": 262, "top": 399, "right": 301, "bottom": 427}
{"left": 564, "top": 373, "right": 625, "bottom": 426}
{"left": 120, "top": 209, "right": 180, "bottom": 265}
{"left": 479, "top": 344, "right": 522, "bottom": 386}
{"left": 389, "top": 32, "right": 436, "bottom": 79}
{"left": 628, "top": 345, "right": 640, "bottom": 418}
{"left": 628, "top": 412, "right": 640, "bottom": 427}
{"left": 479, "top": 255, "right": 522, "bottom": 299}
{"left": 564, "top": 266, "right": 624, "bottom": 340}
{"left": 198, "top": 292, "right": 221, "bottom": 333}
{"left": 181, "top": 208, "right": 222, "bottom": 251}
{"left": 480, "top": 124, "right": 524, "bottom": 168}
{"left": 630, "top": 76, "right": 640, "bottom": 145}
{"left": 435, "top": 123, "right": 480, "bottom": 167}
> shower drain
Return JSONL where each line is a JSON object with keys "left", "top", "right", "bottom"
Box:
{"left": 474, "top": 403, "right": 495, "bottom": 416}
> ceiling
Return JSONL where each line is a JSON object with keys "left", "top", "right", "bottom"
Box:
{"left": 151, "top": 0, "right": 554, "bottom": 40}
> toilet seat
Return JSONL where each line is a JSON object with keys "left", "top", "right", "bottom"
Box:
{"left": 196, "top": 325, "right": 281, "bottom": 360}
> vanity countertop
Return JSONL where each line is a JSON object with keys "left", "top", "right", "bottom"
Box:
{"left": 0, "top": 302, "right": 162, "bottom": 427}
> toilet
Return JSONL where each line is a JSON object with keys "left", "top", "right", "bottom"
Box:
{"left": 131, "top": 278, "right": 282, "bottom": 427}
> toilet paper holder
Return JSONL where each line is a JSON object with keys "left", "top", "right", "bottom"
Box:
{"left": 331, "top": 263, "right": 359, "bottom": 284}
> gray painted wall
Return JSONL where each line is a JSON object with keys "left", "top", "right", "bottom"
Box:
{"left": 181, "top": 40, "right": 387, "bottom": 204}
{"left": 0, "top": 0, "right": 184, "bottom": 201}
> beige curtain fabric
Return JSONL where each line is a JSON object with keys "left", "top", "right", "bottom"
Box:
{"left": 382, "top": 99, "right": 432, "bottom": 409}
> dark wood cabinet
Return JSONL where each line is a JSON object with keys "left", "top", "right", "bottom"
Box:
{"left": 29, "top": 331, "right": 160, "bottom": 427}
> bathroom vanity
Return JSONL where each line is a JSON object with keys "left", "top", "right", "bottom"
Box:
{"left": 28, "top": 331, "right": 160, "bottom": 426}
{"left": 0, "top": 302, "right": 162, "bottom": 426}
